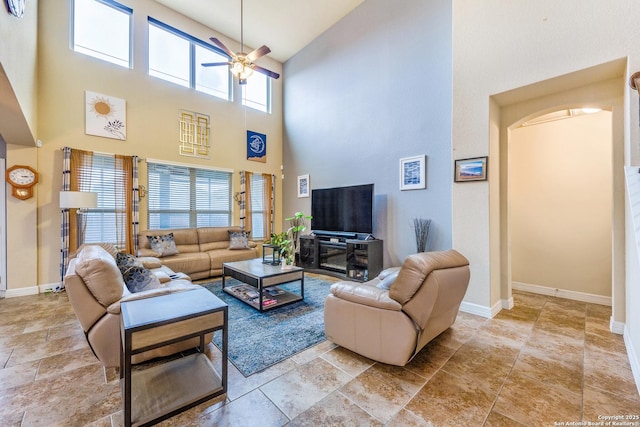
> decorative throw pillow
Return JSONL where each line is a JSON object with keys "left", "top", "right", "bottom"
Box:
{"left": 228, "top": 230, "right": 250, "bottom": 250}
{"left": 146, "top": 233, "right": 179, "bottom": 257}
{"left": 121, "top": 266, "right": 164, "bottom": 293}
{"left": 116, "top": 252, "right": 141, "bottom": 271}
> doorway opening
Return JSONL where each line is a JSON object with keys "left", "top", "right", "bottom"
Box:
{"left": 490, "top": 58, "right": 626, "bottom": 329}
{"left": 509, "top": 109, "right": 612, "bottom": 304}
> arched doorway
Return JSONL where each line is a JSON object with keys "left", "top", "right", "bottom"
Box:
{"left": 490, "top": 59, "right": 626, "bottom": 331}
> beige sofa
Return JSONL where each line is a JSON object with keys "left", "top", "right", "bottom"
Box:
{"left": 65, "top": 244, "right": 209, "bottom": 368}
{"left": 137, "top": 226, "right": 259, "bottom": 280}
{"left": 324, "top": 250, "right": 470, "bottom": 366}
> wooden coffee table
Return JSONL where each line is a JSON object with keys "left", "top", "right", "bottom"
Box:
{"left": 222, "top": 259, "right": 304, "bottom": 312}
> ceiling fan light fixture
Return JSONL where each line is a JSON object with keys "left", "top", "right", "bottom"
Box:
{"left": 201, "top": 0, "right": 279, "bottom": 84}
{"left": 231, "top": 60, "right": 253, "bottom": 82}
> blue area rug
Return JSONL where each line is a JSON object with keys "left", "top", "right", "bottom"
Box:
{"left": 202, "top": 276, "right": 334, "bottom": 376}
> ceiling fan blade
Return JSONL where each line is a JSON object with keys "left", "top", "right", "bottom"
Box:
{"left": 209, "top": 37, "right": 236, "bottom": 59}
{"left": 201, "top": 61, "right": 231, "bottom": 67}
{"left": 246, "top": 45, "right": 271, "bottom": 63}
{"left": 250, "top": 64, "right": 280, "bottom": 80}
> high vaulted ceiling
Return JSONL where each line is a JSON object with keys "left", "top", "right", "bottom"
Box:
{"left": 153, "top": 0, "right": 366, "bottom": 63}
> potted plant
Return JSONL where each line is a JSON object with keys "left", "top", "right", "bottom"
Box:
{"left": 265, "top": 232, "right": 288, "bottom": 264}
{"left": 285, "top": 211, "right": 312, "bottom": 258}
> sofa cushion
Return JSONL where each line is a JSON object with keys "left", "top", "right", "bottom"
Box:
{"left": 74, "top": 245, "right": 126, "bottom": 307}
{"left": 228, "top": 230, "right": 250, "bottom": 250}
{"left": 72, "top": 243, "right": 119, "bottom": 260}
{"left": 137, "top": 256, "right": 163, "bottom": 269}
{"left": 147, "top": 233, "right": 179, "bottom": 257}
{"left": 158, "top": 252, "right": 211, "bottom": 277}
{"left": 208, "top": 248, "right": 258, "bottom": 271}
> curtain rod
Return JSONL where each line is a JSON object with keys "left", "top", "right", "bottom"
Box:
{"left": 60, "top": 147, "right": 144, "bottom": 161}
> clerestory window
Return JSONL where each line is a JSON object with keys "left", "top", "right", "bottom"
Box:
{"left": 148, "top": 18, "right": 231, "bottom": 101}
{"left": 72, "top": 0, "right": 132, "bottom": 68}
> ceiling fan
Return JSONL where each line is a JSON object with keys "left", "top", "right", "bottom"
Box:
{"left": 201, "top": 0, "right": 280, "bottom": 85}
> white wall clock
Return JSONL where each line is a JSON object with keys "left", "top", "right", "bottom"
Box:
{"left": 6, "top": 0, "right": 25, "bottom": 18}
{"left": 6, "top": 165, "right": 38, "bottom": 200}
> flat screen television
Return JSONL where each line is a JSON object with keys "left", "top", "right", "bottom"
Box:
{"left": 311, "top": 184, "right": 374, "bottom": 234}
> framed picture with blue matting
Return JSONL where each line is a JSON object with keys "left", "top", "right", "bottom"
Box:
{"left": 247, "top": 130, "right": 266, "bottom": 162}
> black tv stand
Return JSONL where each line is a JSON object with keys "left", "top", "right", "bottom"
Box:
{"left": 313, "top": 231, "right": 357, "bottom": 240}
{"left": 299, "top": 233, "right": 383, "bottom": 282}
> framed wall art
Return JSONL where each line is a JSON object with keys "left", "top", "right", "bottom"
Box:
{"left": 400, "top": 155, "right": 426, "bottom": 190}
{"left": 454, "top": 156, "right": 488, "bottom": 182}
{"left": 297, "top": 174, "right": 310, "bottom": 198}
{"left": 247, "top": 130, "right": 267, "bottom": 163}
{"left": 85, "top": 91, "right": 126, "bottom": 140}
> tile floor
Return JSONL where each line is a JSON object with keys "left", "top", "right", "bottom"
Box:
{"left": 0, "top": 286, "right": 638, "bottom": 426}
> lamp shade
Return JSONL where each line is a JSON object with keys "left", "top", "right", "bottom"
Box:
{"left": 60, "top": 191, "right": 98, "bottom": 209}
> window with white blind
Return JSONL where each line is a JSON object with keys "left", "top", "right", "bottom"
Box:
{"left": 147, "top": 162, "right": 232, "bottom": 229}
{"left": 82, "top": 155, "right": 128, "bottom": 246}
{"left": 72, "top": 0, "right": 132, "bottom": 68}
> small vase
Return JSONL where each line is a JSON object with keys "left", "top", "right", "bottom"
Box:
{"left": 281, "top": 261, "right": 294, "bottom": 270}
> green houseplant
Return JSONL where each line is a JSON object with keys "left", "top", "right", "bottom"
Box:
{"left": 284, "top": 211, "right": 312, "bottom": 264}
{"left": 266, "top": 232, "right": 288, "bottom": 265}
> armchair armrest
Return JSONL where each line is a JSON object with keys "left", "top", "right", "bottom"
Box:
{"left": 330, "top": 281, "right": 402, "bottom": 311}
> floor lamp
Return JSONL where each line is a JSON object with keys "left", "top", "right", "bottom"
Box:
{"left": 60, "top": 191, "right": 98, "bottom": 246}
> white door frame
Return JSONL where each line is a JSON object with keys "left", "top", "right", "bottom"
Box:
{"left": 0, "top": 157, "right": 6, "bottom": 295}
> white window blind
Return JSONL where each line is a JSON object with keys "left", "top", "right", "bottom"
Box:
{"left": 147, "top": 162, "right": 232, "bottom": 229}
{"left": 250, "top": 173, "right": 266, "bottom": 239}
{"left": 82, "top": 154, "right": 128, "bottom": 247}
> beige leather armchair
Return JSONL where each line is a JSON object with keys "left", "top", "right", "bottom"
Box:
{"left": 65, "top": 244, "right": 210, "bottom": 368}
{"left": 324, "top": 249, "right": 470, "bottom": 366}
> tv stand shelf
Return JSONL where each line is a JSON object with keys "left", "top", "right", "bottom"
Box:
{"left": 299, "top": 234, "right": 382, "bottom": 281}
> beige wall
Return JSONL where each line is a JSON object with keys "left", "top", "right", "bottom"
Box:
{"left": 453, "top": 0, "right": 639, "bottom": 383}
{"left": 510, "top": 111, "right": 612, "bottom": 297}
{"left": 452, "top": 0, "right": 640, "bottom": 308}
{"left": 0, "top": 0, "right": 38, "bottom": 146}
{"left": 5, "top": 0, "right": 283, "bottom": 292}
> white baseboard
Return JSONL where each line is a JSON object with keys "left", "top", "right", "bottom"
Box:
{"left": 460, "top": 300, "right": 502, "bottom": 319}
{"left": 4, "top": 286, "right": 39, "bottom": 298}
{"left": 3, "top": 282, "right": 63, "bottom": 298}
{"left": 502, "top": 297, "right": 514, "bottom": 310}
{"left": 40, "top": 282, "right": 64, "bottom": 293}
{"left": 611, "top": 318, "right": 625, "bottom": 335}
{"left": 623, "top": 324, "right": 640, "bottom": 397}
{"left": 512, "top": 281, "right": 611, "bottom": 306}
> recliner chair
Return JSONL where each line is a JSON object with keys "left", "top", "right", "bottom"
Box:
{"left": 324, "top": 249, "right": 470, "bottom": 366}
